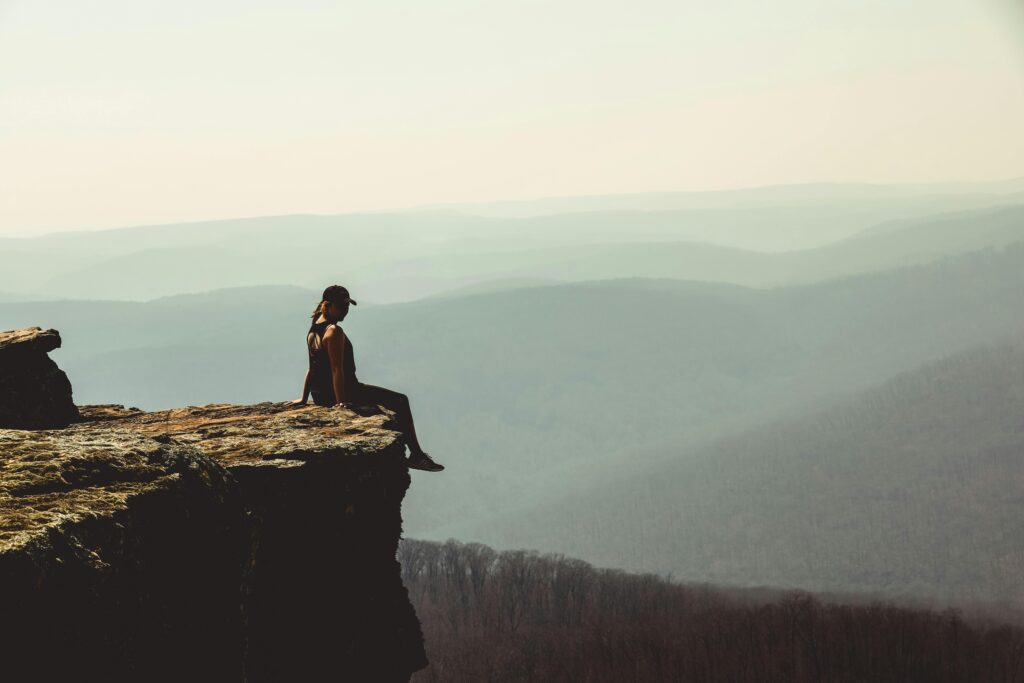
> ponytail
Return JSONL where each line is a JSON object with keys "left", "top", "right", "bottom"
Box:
{"left": 311, "top": 300, "right": 328, "bottom": 320}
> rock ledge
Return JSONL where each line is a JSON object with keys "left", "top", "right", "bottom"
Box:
{"left": 0, "top": 400, "right": 426, "bottom": 681}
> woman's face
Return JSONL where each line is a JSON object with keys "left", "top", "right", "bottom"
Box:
{"left": 327, "top": 301, "right": 350, "bottom": 321}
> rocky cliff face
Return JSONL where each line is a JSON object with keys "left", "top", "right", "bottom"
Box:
{"left": 0, "top": 327, "right": 427, "bottom": 682}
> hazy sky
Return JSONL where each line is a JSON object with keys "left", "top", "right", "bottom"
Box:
{"left": 2, "top": 0, "right": 1023, "bottom": 236}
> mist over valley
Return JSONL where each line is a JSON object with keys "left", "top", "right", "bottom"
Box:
{"left": 3, "top": 184, "right": 1023, "bottom": 608}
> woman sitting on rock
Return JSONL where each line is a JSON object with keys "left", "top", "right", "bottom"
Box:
{"left": 291, "top": 284, "right": 444, "bottom": 472}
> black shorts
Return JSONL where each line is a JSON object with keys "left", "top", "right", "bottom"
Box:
{"left": 348, "top": 383, "right": 407, "bottom": 410}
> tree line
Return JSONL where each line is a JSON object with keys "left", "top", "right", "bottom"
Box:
{"left": 401, "top": 538, "right": 1024, "bottom": 682}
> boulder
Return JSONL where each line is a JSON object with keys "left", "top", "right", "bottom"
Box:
{"left": 0, "top": 326, "right": 79, "bottom": 429}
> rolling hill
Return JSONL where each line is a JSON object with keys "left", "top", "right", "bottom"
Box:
{"left": 450, "top": 337, "right": 1024, "bottom": 605}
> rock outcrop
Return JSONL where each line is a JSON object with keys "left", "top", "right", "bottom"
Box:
{"left": 0, "top": 327, "right": 428, "bottom": 682}
{"left": 0, "top": 327, "right": 79, "bottom": 429}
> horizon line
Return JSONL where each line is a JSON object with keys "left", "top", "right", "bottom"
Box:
{"left": 5, "top": 174, "right": 1024, "bottom": 240}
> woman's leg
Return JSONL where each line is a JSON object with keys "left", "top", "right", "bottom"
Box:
{"left": 350, "top": 383, "right": 426, "bottom": 455}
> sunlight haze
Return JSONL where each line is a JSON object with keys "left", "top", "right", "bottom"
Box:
{"left": 1, "top": 0, "right": 1023, "bottom": 235}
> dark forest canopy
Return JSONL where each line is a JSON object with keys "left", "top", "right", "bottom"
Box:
{"left": 402, "top": 539, "right": 1024, "bottom": 683}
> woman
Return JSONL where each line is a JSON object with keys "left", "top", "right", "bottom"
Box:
{"left": 291, "top": 284, "right": 444, "bottom": 472}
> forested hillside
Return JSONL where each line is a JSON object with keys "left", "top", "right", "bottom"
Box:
{"left": 400, "top": 241, "right": 1024, "bottom": 540}
{"left": 471, "top": 337, "right": 1024, "bottom": 604}
{"left": 401, "top": 539, "right": 1024, "bottom": 682}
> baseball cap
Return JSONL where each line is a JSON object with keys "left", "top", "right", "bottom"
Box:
{"left": 322, "top": 285, "right": 358, "bottom": 307}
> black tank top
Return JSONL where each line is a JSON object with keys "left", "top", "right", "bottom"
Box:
{"left": 307, "top": 319, "right": 358, "bottom": 406}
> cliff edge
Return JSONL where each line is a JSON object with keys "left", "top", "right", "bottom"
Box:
{"left": 0, "top": 327, "right": 427, "bottom": 682}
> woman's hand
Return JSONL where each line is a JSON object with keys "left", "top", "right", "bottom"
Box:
{"left": 288, "top": 397, "right": 308, "bottom": 405}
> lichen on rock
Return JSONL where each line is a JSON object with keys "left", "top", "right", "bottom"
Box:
{"left": 0, "top": 337, "right": 428, "bottom": 682}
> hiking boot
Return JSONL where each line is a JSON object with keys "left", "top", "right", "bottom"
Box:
{"left": 407, "top": 451, "right": 444, "bottom": 472}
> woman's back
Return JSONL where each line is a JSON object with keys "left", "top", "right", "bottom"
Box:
{"left": 307, "top": 318, "right": 358, "bottom": 406}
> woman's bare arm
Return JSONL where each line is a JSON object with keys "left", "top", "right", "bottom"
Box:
{"left": 289, "top": 369, "right": 312, "bottom": 405}
{"left": 324, "top": 326, "right": 347, "bottom": 405}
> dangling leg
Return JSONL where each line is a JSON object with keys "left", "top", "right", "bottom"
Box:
{"left": 350, "top": 383, "right": 430, "bottom": 458}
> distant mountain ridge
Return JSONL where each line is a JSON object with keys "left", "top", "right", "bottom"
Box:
{"left": 1, "top": 182, "right": 1021, "bottom": 303}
